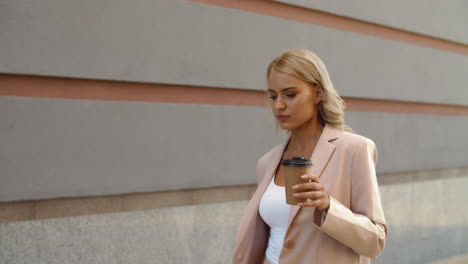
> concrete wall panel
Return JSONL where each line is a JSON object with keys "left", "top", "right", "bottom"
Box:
{"left": 0, "top": 96, "right": 282, "bottom": 201}
{"left": 376, "top": 176, "right": 468, "bottom": 263}
{"left": 346, "top": 112, "right": 468, "bottom": 173}
{"left": 1, "top": 0, "right": 467, "bottom": 105}
{"left": 1, "top": 175, "right": 467, "bottom": 263}
{"left": 1, "top": 96, "right": 468, "bottom": 201}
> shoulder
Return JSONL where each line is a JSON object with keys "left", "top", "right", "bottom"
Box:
{"left": 337, "top": 130, "right": 375, "bottom": 147}
{"left": 255, "top": 143, "right": 284, "bottom": 182}
{"left": 334, "top": 131, "right": 377, "bottom": 154}
{"left": 336, "top": 131, "right": 378, "bottom": 165}
{"left": 257, "top": 143, "right": 283, "bottom": 165}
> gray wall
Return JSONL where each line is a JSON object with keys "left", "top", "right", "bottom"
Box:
{"left": 1, "top": 0, "right": 467, "bottom": 201}
{"left": 1, "top": 0, "right": 467, "bottom": 106}
{"left": 1, "top": 96, "right": 467, "bottom": 201}
{"left": 276, "top": 0, "right": 468, "bottom": 44}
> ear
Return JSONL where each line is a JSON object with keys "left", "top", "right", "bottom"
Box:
{"left": 314, "top": 86, "right": 323, "bottom": 104}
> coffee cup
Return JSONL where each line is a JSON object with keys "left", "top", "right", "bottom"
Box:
{"left": 282, "top": 157, "right": 312, "bottom": 205}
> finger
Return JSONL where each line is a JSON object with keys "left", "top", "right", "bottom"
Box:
{"left": 300, "top": 174, "right": 320, "bottom": 183}
{"left": 297, "top": 199, "right": 324, "bottom": 207}
{"left": 292, "top": 182, "right": 325, "bottom": 191}
{"left": 293, "top": 191, "right": 323, "bottom": 199}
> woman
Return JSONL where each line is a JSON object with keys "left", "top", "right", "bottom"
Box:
{"left": 232, "top": 49, "right": 387, "bottom": 264}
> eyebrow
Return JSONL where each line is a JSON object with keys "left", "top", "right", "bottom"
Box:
{"left": 267, "top": 87, "right": 297, "bottom": 93}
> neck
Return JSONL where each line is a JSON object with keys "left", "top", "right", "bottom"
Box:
{"left": 287, "top": 118, "right": 324, "bottom": 153}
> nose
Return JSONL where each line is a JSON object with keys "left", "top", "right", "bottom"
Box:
{"left": 274, "top": 96, "right": 286, "bottom": 110}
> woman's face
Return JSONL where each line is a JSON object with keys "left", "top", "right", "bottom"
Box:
{"left": 267, "top": 69, "right": 321, "bottom": 131}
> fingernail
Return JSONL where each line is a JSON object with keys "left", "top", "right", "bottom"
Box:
{"left": 292, "top": 185, "right": 298, "bottom": 189}
{"left": 293, "top": 193, "right": 298, "bottom": 197}
{"left": 301, "top": 175, "right": 307, "bottom": 179}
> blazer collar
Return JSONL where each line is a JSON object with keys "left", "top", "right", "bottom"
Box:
{"left": 263, "top": 123, "right": 343, "bottom": 231}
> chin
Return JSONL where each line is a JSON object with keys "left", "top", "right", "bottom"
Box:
{"left": 278, "top": 123, "right": 296, "bottom": 131}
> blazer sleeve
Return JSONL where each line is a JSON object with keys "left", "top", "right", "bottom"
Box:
{"left": 314, "top": 138, "right": 388, "bottom": 259}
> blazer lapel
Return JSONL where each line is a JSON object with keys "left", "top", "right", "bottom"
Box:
{"left": 285, "top": 124, "right": 341, "bottom": 230}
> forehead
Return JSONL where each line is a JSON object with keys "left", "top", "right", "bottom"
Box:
{"left": 267, "top": 69, "right": 310, "bottom": 92}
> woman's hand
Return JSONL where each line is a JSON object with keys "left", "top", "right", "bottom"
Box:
{"left": 292, "top": 174, "right": 330, "bottom": 212}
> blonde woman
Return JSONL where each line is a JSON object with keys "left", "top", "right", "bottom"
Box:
{"left": 232, "top": 49, "right": 387, "bottom": 264}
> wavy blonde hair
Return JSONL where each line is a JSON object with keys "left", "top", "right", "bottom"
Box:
{"left": 266, "top": 49, "right": 353, "bottom": 132}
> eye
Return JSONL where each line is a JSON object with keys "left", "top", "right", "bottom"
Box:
{"left": 286, "top": 94, "right": 296, "bottom": 98}
{"left": 268, "top": 95, "right": 277, "bottom": 100}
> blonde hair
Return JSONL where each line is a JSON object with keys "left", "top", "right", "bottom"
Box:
{"left": 266, "top": 49, "right": 353, "bottom": 132}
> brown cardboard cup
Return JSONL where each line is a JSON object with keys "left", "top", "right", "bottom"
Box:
{"left": 282, "top": 157, "right": 312, "bottom": 205}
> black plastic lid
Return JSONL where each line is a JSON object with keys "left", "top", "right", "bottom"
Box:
{"left": 282, "top": 157, "right": 312, "bottom": 167}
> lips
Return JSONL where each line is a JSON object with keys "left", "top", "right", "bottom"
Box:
{"left": 276, "top": 115, "right": 290, "bottom": 121}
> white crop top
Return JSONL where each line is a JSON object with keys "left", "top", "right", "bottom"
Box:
{"left": 259, "top": 176, "right": 291, "bottom": 264}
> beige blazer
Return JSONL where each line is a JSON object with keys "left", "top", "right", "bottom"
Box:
{"left": 232, "top": 124, "right": 387, "bottom": 264}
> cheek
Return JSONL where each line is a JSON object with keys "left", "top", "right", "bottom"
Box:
{"left": 294, "top": 100, "right": 316, "bottom": 118}
{"left": 296, "top": 110, "right": 316, "bottom": 124}
{"left": 303, "top": 108, "right": 316, "bottom": 121}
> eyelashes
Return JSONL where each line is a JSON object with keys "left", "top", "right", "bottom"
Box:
{"left": 268, "top": 94, "right": 296, "bottom": 100}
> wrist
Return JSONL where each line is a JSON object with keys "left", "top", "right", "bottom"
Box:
{"left": 319, "top": 194, "right": 330, "bottom": 212}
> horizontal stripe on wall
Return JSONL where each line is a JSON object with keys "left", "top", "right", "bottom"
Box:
{"left": 1, "top": 166, "right": 467, "bottom": 223}
{"left": 274, "top": 0, "right": 468, "bottom": 45}
{"left": 192, "top": 0, "right": 468, "bottom": 55}
{"left": 1, "top": 74, "right": 468, "bottom": 116}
